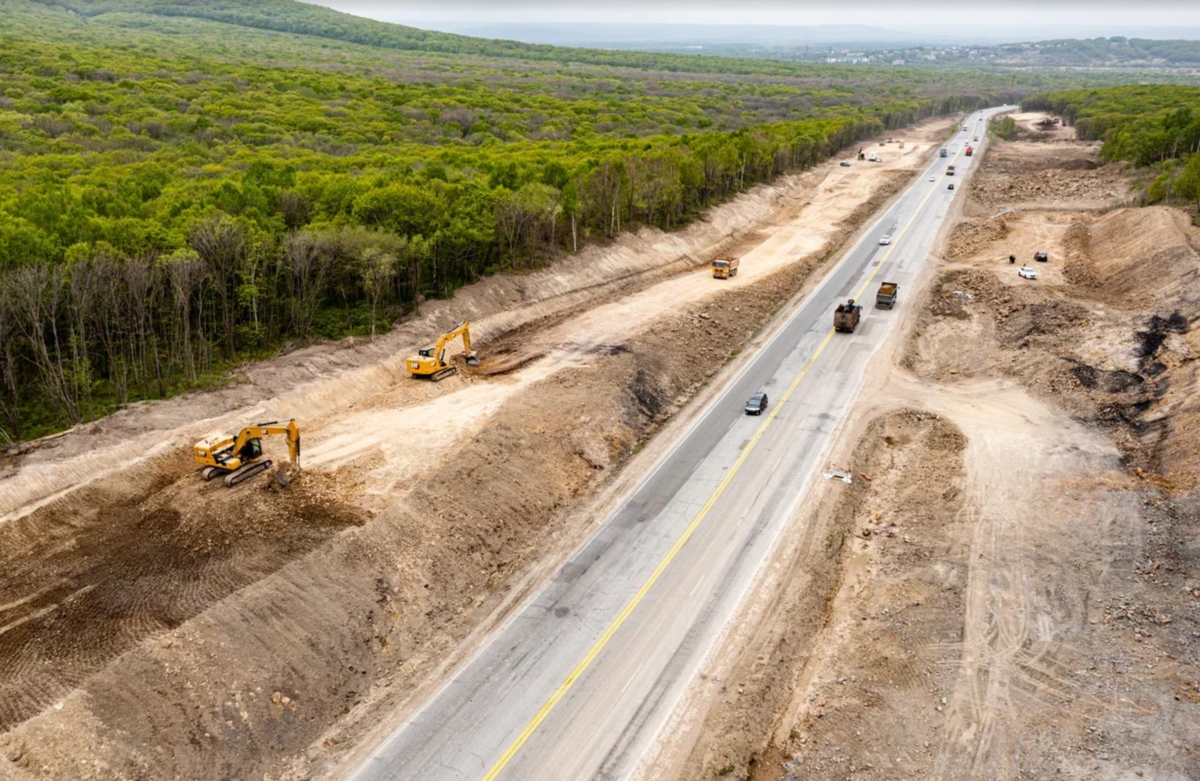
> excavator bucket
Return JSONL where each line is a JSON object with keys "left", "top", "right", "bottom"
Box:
{"left": 466, "top": 354, "right": 480, "bottom": 367}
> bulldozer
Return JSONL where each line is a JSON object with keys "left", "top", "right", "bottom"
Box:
{"left": 408, "top": 321, "right": 479, "bottom": 381}
{"left": 194, "top": 419, "right": 300, "bottom": 488}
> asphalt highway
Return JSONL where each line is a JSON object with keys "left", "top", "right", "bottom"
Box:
{"left": 349, "top": 106, "right": 1011, "bottom": 781}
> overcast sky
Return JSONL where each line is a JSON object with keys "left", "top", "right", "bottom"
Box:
{"left": 310, "top": 1, "right": 1200, "bottom": 33}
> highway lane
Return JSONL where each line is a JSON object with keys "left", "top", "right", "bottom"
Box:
{"left": 349, "top": 107, "right": 1010, "bottom": 781}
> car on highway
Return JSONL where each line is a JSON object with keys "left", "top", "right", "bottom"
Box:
{"left": 840, "top": 161, "right": 852, "bottom": 167}
{"left": 928, "top": 176, "right": 936, "bottom": 182}
{"left": 1018, "top": 266, "right": 1038, "bottom": 280}
{"left": 947, "top": 183, "right": 955, "bottom": 190}
{"left": 744, "top": 392, "right": 769, "bottom": 415}
{"left": 1034, "top": 251, "right": 1049, "bottom": 262}
{"left": 974, "top": 136, "right": 980, "bottom": 141}
{"left": 878, "top": 235, "right": 892, "bottom": 245}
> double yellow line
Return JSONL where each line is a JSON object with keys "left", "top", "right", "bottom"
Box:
{"left": 479, "top": 132, "right": 971, "bottom": 781}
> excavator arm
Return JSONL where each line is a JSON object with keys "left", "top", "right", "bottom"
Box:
{"left": 234, "top": 419, "right": 300, "bottom": 468}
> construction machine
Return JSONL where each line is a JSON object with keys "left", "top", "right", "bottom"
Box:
{"left": 712, "top": 257, "right": 739, "bottom": 279}
{"left": 194, "top": 419, "right": 300, "bottom": 488}
{"left": 408, "top": 321, "right": 479, "bottom": 381}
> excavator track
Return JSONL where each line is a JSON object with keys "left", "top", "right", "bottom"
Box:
{"left": 431, "top": 366, "right": 458, "bottom": 382}
{"left": 200, "top": 466, "right": 225, "bottom": 482}
{"left": 224, "top": 459, "right": 272, "bottom": 488}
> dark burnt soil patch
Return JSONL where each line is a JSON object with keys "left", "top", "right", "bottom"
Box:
{"left": 910, "top": 266, "right": 1198, "bottom": 484}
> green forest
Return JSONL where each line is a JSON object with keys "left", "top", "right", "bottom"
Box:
{"left": 1022, "top": 85, "right": 1200, "bottom": 205}
{"left": 0, "top": 0, "right": 1117, "bottom": 442}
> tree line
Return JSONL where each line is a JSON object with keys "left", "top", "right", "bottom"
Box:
{"left": 0, "top": 114, "right": 903, "bottom": 441}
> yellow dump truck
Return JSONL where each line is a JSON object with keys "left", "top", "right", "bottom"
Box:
{"left": 712, "top": 257, "right": 739, "bottom": 279}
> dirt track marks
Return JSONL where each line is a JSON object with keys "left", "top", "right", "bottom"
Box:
{"left": 0, "top": 458, "right": 367, "bottom": 730}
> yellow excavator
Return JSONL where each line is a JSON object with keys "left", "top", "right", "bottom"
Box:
{"left": 408, "top": 321, "right": 479, "bottom": 381}
{"left": 193, "top": 419, "right": 300, "bottom": 488}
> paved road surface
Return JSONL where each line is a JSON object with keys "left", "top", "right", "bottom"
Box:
{"left": 349, "top": 107, "right": 1011, "bottom": 781}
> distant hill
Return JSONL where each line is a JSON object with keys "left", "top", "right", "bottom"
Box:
{"left": 417, "top": 22, "right": 929, "bottom": 49}
{"left": 30, "top": 0, "right": 885, "bottom": 76}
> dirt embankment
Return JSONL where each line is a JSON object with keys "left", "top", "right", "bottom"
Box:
{"left": 0, "top": 118, "right": 949, "bottom": 781}
{"left": 912, "top": 204, "right": 1200, "bottom": 491}
{"left": 678, "top": 410, "right": 968, "bottom": 781}
{"left": 663, "top": 120, "right": 1200, "bottom": 781}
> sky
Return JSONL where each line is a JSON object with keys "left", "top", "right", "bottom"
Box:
{"left": 310, "top": 0, "right": 1200, "bottom": 34}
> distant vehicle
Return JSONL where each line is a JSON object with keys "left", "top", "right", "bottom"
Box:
{"left": 946, "top": 166, "right": 956, "bottom": 176}
{"left": 940, "top": 149, "right": 948, "bottom": 158}
{"left": 834, "top": 299, "right": 863, "bottom": 333}
{"left": 875, "top": 281, "right": 899, "bottom": 309}
{"left": 947, "top": 183, "right": 955, "bottom": 190}
{"left": 1034, "top": 251, "right": 1048, "bottom": 262}
{"left": 928, "top": 176, "right": 936, "bottom": 182}
{"left": 1018, "top": 267, "right": 1038, "bottom": 280}
{"left": 712, "top": 256, "right": 739, "bottom": 279}
{"left": 879, "top": 235, "right": 892, "bottom": 245}
{"left": 840, "top": 161, "right": 852, "bottom": 167}
{"left": 745, "top": 392, "right": 769, "bottom": 415}
{"left": 867, "top": 152, "right": 879, "bottom": 161}
{"left": 974, "top": 136, "right": 979, "bottom": 141}
{"left": 965, "top": 146, "right": 974, "bottom": 156}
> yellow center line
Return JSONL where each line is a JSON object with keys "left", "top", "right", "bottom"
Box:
{"left": 478, "top": 123, "right": 976, "bottom": 781}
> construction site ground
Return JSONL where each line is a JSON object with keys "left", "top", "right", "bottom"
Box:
{"left": 0, "top": 121, "right": 951, "bottom": 780}
{"left": 653, "top": 116, "right": 1200, "bottom": 781}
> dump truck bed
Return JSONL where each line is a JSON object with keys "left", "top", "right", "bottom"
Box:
{"left": 875, "top": 281, "right": 899, "bottom": 309}
{"left": 833, "top": 302, "right": 862, "bottom": 332}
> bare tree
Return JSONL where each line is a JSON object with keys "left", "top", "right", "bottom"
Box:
{"left": 190, "top": 215, "right": 247, "bottom": 361}
{"left": 164, "top": 249, "right": 205, "bottom": 385}
{"left": 123, "top": 253, "right": 162, "bottom": 397}
{"left": 89, "top": 253, "right": 133, "bottom": 407}
{"left": 277, "top": 190, "right": 312, "bottom": 231}
{"left": 281, "top": 231, "right": 328, "bottom": 340}
{"left": 10, "top": 266, "right": 81, "bottom": 426}
{"left": 67, "top": 256, "right": 104, "bottom": 420}
{"left": 0, "top": 282, "right": 22, "bottom": 440}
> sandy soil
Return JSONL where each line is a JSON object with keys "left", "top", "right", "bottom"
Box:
{"left": 0, "top": 119, "right": 953, "bottom": 780}
{"left": 659, "top": 116, "right": 1200, "bottom": 781}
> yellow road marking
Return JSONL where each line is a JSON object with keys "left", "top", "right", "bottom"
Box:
{"left": 478, "top": 126, "right": 975, "bottom": 781}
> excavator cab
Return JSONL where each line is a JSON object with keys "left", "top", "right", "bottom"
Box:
{"left": 241, "top": 438, "right": 263, "bottom": 461}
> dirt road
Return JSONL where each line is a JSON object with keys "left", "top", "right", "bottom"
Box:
{"left": 0, "top": 119, "right": 954, "bottom": 780}
{"left": 658, "top": 114, "right": 1200, "bottom": 781}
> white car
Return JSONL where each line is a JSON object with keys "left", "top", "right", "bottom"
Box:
{"left": 879, "top": 236, "right": 892, "bottom": 245}
{"left": 928, "top": 176, "right": 936, "bottom": 182}
{"left": 1018, "top": 267, "right": 1038, "bottom": 280}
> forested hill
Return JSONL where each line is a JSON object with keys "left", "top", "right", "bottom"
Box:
{"left": 33, "top": 0, "right": 876, "bottom": 77}
{"left": 0, "top": 0, "right": 1097, "bottom": 442}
